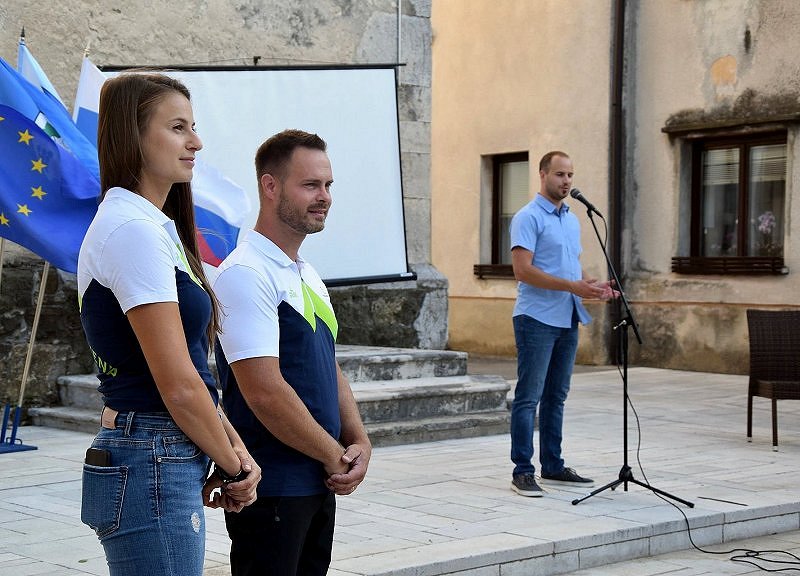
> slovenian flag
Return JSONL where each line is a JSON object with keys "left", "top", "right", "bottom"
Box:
{"left": 191, "top": 161, "right": 249, "bottom": 267}
{"left": 18, "top": 36, "right": 65, "bottom": 107}
{"left": 72, "top": 56, "right": 104, "bottom": 148}
{"left": 71, "top": 57, "right": 250, "bottom": 267}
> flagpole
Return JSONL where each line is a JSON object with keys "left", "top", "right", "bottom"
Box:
{"left": 0, "top": 261, "right": 46, "bottom": 453}
{"left": 0, "top": 238, "right": 5, "bottom": 295}
{"left": 17, "top": 261, "right": 49, "bottom": 408}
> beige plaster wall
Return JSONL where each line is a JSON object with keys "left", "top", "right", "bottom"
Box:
{"left": 448, "top": 296, "right": 613, "bottom": 365}
{"left": 631, "top": 0, "right": 800, "bottom": 280}
{"left": 431, "top": 0, "right": 614, "bottom": 359}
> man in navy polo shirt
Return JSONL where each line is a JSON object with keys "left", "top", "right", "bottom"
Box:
{"left": 213, "top": 129, "right": 371, "bottom": 576}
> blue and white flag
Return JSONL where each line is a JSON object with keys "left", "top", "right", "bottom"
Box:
{"left": 74, "top": 59, "right": 250, "bottom": 266}
{"left": 18, "top": 37, "right": 65, "bottom": 108}
{"left": 72, "top": 56, "right": 105, "bottom": 147}
{"left": 191, "top": 160, "right": 249, "bottom": 267}
{"left": 6, "top": 48, "right": 99, "bottom": 181}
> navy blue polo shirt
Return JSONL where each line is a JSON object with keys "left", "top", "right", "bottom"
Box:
{"left": 77, "top": 188, "right": 217, "bottom": 412}
{"left": 214, "top": 230, "right": 340, "bottom": 497}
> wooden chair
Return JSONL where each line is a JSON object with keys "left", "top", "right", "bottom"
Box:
{"left": 746, "top": 309, "right": 800, "bottom": 450}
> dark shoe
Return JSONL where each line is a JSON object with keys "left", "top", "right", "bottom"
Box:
{"left": 541, "top": 467, "right": 595, "bottom": 487}
{"left": 511, "top": 473, "right": 544, "bottom": 497}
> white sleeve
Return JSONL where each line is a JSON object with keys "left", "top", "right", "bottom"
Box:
{"left": 214, "top": 264, "right": 280, "bottom": 362}
{"left": 98, "top": 219, "right": 179, "bottom": 313}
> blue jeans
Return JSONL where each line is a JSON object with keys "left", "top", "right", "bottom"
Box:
{"left": 511, "top": 314, "right": 579, "bottom": 477}
{"left": 81, "top": 412, "right": 209, "bottom": 576}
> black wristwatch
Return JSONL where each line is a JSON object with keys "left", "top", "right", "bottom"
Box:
{"left": 214, "top": 464, "right": 249, "bottom": 484}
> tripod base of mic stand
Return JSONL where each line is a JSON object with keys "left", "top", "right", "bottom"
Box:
{"left": 571, "top": 465, "right": 694, "bottom": 508}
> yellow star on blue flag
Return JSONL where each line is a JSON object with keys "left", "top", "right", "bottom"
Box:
{"left": 1, "top": 55, "right": 99, "bottom": 181}
{"left": 18, "top": 129, "right": 33, "bottom": 144}
{"left": 0, "top": 104, "right": 99, "bottom": 273}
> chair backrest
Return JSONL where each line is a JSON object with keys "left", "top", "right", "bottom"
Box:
{"left": 746, "top": 309, "right": 800, "bottom": 381}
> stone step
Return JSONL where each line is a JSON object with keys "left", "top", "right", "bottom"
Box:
{"left": 58, "top": 344, "right": 467, "bottom": 391}
{"left": 53, "top": 345, "right": 472, "bottom": 411}
{"left": 28, "top": 406, "right": 100, "bottom": 435}
{"left": 365, "top": 411, "right": 510, "bottom": 447}
{"left": 32, "top": 375, "right": 511, "bottom": 446}
{"left": 53, "top": 373, "right": 509, "bottom": 422}
{"left": 30, "top": 403, "right": 511, "bottom": 447}
{"left": 336, "top": 345, "right": 467, "bottom": 381}
{"left": 32, "top": 346, "right": 506, "bottom": 446}
{"left": 56, "top": 374, "right": 102, "bottom": 411}
{"left": 352, "top": 374, "right": 509, "bottom": 423}
{"left": 50, "top": 374, "right": 509, "bottom": 414}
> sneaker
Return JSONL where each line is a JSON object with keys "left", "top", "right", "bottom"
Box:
{"left": 540, "top": 467, "right": 595, "bottom": 487}
{"left": 511, "top": 473, "right": 544, "bottom": 497}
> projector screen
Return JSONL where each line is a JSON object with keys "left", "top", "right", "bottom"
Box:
{"left": 106, "top": 65, "right": 412, "bottom": 286}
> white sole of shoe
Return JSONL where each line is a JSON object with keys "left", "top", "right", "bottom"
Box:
{"left": 511, "top": 483, "right": 544, "bottom": 497}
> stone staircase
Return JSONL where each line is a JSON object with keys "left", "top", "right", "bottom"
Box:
{"left": 29, "top": 345, "right": 511, "bottom": 447}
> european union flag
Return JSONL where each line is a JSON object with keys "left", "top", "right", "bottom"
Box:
{"left": 0, "top": 56, "right": 99, "bottom": 181}
{"left": 0, "top": 105, "right": 99, "bottom": 273}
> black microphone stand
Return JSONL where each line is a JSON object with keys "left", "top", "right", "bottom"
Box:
{"left": 571, "top": 205, "right": 693, "bottom": 508}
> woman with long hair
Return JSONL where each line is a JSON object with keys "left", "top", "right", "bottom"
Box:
{"left": 78, "top": 72, "right": 260, "bottom": 575}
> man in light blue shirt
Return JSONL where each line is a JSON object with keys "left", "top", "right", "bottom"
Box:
{"left": 509, "top": 151, "right": 616, "bottom": 497}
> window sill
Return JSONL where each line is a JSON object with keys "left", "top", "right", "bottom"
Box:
{"left": 671, "top": 256, "right": 788, "bottom": 275}
{"left": 473, "top": 264, "right": 514, "bottom": 279}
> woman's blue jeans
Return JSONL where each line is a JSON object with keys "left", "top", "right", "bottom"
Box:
{"left": 81, "top": 412, "right": 209, "bottom": 576}
{"left": 511, "top": 314, "right": 579, "bottom": 477}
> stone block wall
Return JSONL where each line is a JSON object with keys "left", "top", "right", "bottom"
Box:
{"left": 0, "top": 259, "right": 93, "bottom": 407}
{"left": 332, "top": 263, "right": 447, "bottom": 350}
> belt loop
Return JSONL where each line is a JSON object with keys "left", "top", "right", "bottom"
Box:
{"left": 124, "top": 411, "right": 135, "bottom": 436}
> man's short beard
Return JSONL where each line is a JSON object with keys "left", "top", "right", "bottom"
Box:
{"left": 277, "top": 192, "right": 325, "bottom": 235}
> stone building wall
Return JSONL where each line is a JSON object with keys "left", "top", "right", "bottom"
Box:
{"left": 623, "top": 0, "right": 800, "bottom": 373}
{"left": 0, "top": 0, "right": 441, "bottom": 409}
{"left": 430, "top": 0, "right": 614, "bottom": 366}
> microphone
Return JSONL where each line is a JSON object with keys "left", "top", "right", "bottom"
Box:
{"left": 569, "top": 188, "right": 604, "bottom": 218}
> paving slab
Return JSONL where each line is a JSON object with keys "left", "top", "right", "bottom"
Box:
{"left": 0, "top": 366, "right": 798, "bottom": 575}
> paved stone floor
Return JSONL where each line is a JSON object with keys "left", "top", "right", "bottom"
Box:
{"left": 0, "top": 366, "right": 798, "bottom": 575}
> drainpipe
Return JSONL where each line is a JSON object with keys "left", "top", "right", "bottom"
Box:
{"left": 608, "top": 0, "right": 627, "bottom": 363}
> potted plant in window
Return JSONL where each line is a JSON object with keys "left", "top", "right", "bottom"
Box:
{"left": 756, "top": 210, "right": 782, "bottom": 256}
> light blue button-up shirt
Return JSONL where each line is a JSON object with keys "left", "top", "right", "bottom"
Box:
{"left": 510, "top": 194, "right": 591, "bottom": 328}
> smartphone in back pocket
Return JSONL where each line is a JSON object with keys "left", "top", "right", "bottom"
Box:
{"left": 85, "top": 447, "right": 111, "bottom": 466}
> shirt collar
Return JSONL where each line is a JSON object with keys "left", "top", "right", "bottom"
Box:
{"left": 535, "top": 193, "right": 570, "bottom": 215}
{"left": 243, "top": 229, "right": 307, "bottom": 269}
{"left": 104, "top": 187, "right": 171, "bottom": 225}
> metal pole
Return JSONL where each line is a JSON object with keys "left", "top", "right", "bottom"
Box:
{"left": 397, "top": 0, "right": 402, "bottom": 66}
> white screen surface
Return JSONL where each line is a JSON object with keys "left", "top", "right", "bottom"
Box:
{"left": 117, "top": 66, "right": 411, "bottom": 285}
